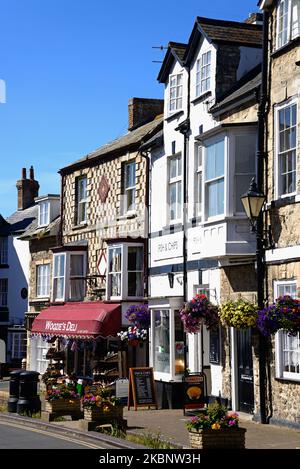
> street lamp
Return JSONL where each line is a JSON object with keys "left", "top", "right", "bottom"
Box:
{"left": 241, "top": 177, "right": 267, "bottom": 424}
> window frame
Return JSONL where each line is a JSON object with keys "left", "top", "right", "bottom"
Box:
{"left": 168, "top": 152, "right": 183, "bottom": 224}
{"left": 169, "top": 73, "right": 183, "bottom": 113}
{"left": 106, "top": 243, "right": 144, "bottom": 301}
{"left": 0, "top": 237, "right": 8, "bottom": 265}
{"left": 196, "top": 50, "right": 212, "bottom": 97}
{"left": 52, "top": 251, "right": 86, "bottom": 302}
{"left": 36, "top": 263, "right": 50, "bottom": 298}
{"left": 10, "top": 332, "right": 26, "bottom": 360}
{"left": 203, "top": 137, "right": 225, "bottom": 221}
{"left": 194, "top": 144, "right": 203, "bottom": 218}
{"left": 276, "top": 0, "right": 300, "bottom": 49}
{"left": 274, "top": 99, "right": 298, "bottom": 199}
{"left": 76, "top": 176, "right": 88, "bottom": 225}
{"left": 38, "top": 201, "right": 50, "bottom": 227}
{"left": 0, "top": 278, "right": 8, "bottom": 307}
{"left": 274, "top": 280, "right": 300, "bottom": 381}
{"left": 122, "top": 161, "right": 136, "bottom": 214}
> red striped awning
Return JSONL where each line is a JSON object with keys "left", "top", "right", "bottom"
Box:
{"left": 31, "top": 302, "right": 121, "bottom": 339}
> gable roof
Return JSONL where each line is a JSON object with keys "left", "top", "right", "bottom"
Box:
{"left": 60, "top": 116, "right": 163, "bottom": 174}
{"left": 197, "top": 17, "right": 262, "bottom": 46}
{"left": 5, "top": 204, "right": 38, "bottom": 236}
{"left": 157, "top": 42, "right": 187, "bottom": 83}
{"left": 210, "top": 64, "right": 261, "bottom": 116}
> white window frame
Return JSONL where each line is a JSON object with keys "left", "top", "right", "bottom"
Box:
{"left": 274, "top": 280, "right": 300, "bottom": 381}
{"left": 194, "top": 144, "right": 203, "bottom": 218}
{"left": 276, "top": 0, "right": 300, "bottom": 49}
{"left": 52, "top": 251, "right": 86, "bottom": 302}
{"left": 76, "top": 176, "right": 88, "bottom": 225}
{"left": 169, "top": 73, "right": 183, "bottom": 113}
{"left": 0, "top": 237, "right": 8, "bottom": 264}
{"left": 122, "top": 161, "right": 136, "bottom": 214}
{"left": 39, "top": 201, "right": 50, "bottom": 227}
{"left": 274, "top": 99, "right": 298, "bottom": 199}
{"left": 36, "top": 264, "right": 50, "bottom": 298}
{"left": 69, "top": 253, "right": 86, "bottom": 302}
{"left": 0, "top": 278, "right": 8, "bottom": 307}
{"left": 106, "top": 243, "right": 144, "bottom": 301}
{"left": 11, "top": 332, "right": 26, "bottom": 359}
{"left": 168, "top": 153, "right": 183, "bottom": 224}
{"left": 204, "top": 137, "right": 225, "bottom": 221}
{"left": 196, "top": 50, "right": 211, "bottom": 97}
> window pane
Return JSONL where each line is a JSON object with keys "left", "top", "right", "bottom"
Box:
{"left": 128, "top": 246, "right": 143, "bottom": 271}
{"left": 128, "top": 272, "right": 143, "bottom": 297}
{"left": 207, "top": 179, "right": 224, "bottom": 217}
{"left": 154, "top": 310, "right": 170, "bottom": 374}
{"left": 70, "top": 255, "right": 84, "bottom": 276}
{"left": 205, "top": 139, "right": 224, "bottom": 180}
{"left": 109, "top": 247, "right": 122, "bottom": 273}
{"left": 110, "top": 273, "right": 121, "bottom": 297}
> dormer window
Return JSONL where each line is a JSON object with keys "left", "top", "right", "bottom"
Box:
{"left": 196, "top": 51, "right": 211, "bottom": 97}
{"left": 169, "top": 73, "right": 183, "bottom": 113}
{"left": 277, "top": 0, "right": 300, "bottom": 48}
{"left": 39, "top": 201, "right": 50, "bottom": 226}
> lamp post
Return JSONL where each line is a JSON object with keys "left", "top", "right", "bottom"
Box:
{"left": 241, "top": 177, "right": 267, "bottom": 424}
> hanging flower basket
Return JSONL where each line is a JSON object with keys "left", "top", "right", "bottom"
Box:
{"left": 219, "top": 298, "right": 258, "bottom": 329}
{"left": 179, "top": 294, "right": 219, "bottom": 334}
{"left": 125, "top": 304, "right": 150, "bottom": 329}
{"left": 117, "top": 325, "right": 147, "bottom": 345}
{"left": 257, "top": 295, "right": 300, "bottom": 337}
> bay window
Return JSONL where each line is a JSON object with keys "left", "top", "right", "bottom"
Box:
{"left": 275, "top": 280, "right": 300, "bottom": 381}
{"left": 36, "top": 264, "right": 50, "bottom": 297}
{"left": 276, "top": 100, "right": 297, "bottom": 197}
{"left": 277, "top": 0, "right": 300, "bottom": 48}
{"left": 204, "top": 139, "right": 224, "bottom": 219}
{"left": 234, "top": 134, "right": 256, "bottom": 213}
{"left": 107, "top": 244, "right": 144, "bottom": 300}
{"left": 169, "top": 154, "right": 182, "bottom": 222}
{"left": 169, "top": 73, "right": 183, "bottom": 112}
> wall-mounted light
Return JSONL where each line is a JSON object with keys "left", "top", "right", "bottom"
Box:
{"left": 168, "top": 269, "right": 174, "bottom": 288}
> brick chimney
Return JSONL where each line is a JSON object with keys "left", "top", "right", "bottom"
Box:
{"left": 16, "top": 166, "right": 39, "bottom": 210}
{"left": 128, "top": 97, "right": 164, "bottom": 131}
{"left": 244, "top": 13, "right": 263, "bottom": 25}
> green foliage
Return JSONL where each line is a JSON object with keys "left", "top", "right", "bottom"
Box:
{"left": 127, "top": 431, "right": 176, "bottom": 449}
{"left": 219, "top": 297, "right": 258, "bottom": 329}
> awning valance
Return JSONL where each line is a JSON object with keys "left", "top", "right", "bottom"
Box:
{"left": 31, "top": 302, "right": 121, "bottom": 339}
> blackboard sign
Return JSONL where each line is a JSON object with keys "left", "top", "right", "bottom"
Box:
{"left": 183, "top": 373, "right": 207, "bottom": 415}
{"left": 209, "top": 327, "right": 220, "bottom": 364}
{"left": 128, "top": 367, "right": 158, "bottom": 411}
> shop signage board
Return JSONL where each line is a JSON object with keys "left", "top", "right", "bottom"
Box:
{"left": 128, "top": 367, "right": 158, "bottom": 411}
{"left": 183, "top": 372, "right": 207, "bottom": 415}
{"left": 116, "top": 378, "right": 129, "bottom": 406}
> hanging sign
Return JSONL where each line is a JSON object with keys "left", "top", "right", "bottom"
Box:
{"left": 127, "top": 367, "right": 158, "bottom": 411}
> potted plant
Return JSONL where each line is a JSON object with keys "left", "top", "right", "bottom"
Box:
{"left": 186, "top": 401, "right": 246, "bottom": 449}
{"left": 44, "top": 384, "right": 80, "bottom": 413}
{"left": 180, "top": 294, "right": 219, "bottom": 334}
{"left": 257, "top": 295, "right": 300, "bottom": 337}
{"left": 82, "top": 386, "right": 123, "bottom": 421}
{"left": 219, "top": 298, "right": 258, "bottom": 329}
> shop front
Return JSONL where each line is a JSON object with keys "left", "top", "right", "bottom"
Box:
{"left": 149, "top": 297, "right": 185, "bottom": 409}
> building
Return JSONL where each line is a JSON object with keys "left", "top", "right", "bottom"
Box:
{"left": 257, "top": 0, "right": 300, "bottom": 427}
{"left": 0, "top": 167, "right": 39, "bottom": 370}
{"left": 146, "top": 15, "right": 263, "bottom": 408}
{"left": 30, "top": 98, "right": 163, "bottom": 378}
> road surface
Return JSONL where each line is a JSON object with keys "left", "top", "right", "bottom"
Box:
{"left": 0, "top": 420, "right": 109, "bottom": 449}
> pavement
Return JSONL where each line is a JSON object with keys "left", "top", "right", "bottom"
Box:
{"left": 1, "top": 378, "right": 300, "bottom": 449}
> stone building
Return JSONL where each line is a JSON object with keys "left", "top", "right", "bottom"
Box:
{"left": 30, "top": 98, "right": 163, "bottom": 377}
{"left": 257, "top": 0, "right": 300, "bottom": 427}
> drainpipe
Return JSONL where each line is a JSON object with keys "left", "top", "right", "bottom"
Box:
{"left": 58, "top": 171, "right": 64, "bottom": 247}
{"left": 256, "top": 8, "right": 270, "bottom": 425}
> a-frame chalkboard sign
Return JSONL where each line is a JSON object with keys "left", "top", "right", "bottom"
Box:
{"left": 127, "top": 367, "right": 158, "bottom": 411}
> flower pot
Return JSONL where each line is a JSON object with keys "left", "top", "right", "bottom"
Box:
{"left": 84, "top": 406, "right": 123, "bottom": 422}
{"left": 188, "top": 427, "right": 246, "bottom": 449}
{"left": 45, "top": 398, "right": 81, "bottom": 413}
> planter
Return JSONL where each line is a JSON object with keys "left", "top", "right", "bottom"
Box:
{"left": 188, "top": 427, "right": 246, "bottom": 449}
{"left": 45, "top": 398, "right": 81, "bottom": 413}
{"left": 83, "top": 406, "right": 124, "bottom": 422}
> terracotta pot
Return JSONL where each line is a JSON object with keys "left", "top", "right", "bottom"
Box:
{"left": 188, "top": 427, "right": 246, "bottom": 449}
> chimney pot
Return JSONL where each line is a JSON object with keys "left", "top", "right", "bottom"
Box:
{"left": 22, "top": 168, "right": 26, "bottom": 179}
{"left": 30, "top": 166, "right": 34, "bottom": 180}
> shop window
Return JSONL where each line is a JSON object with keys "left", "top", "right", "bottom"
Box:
{"left": 154, "top": 309, "right": 170, "bottom": 374}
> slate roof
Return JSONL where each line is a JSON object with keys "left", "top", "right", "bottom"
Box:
{"left": 210, "top": 65, "right": 261, "bottom": 114}
{"left": 60, "top": 116, "right": 163, "bottom": 173}
{"left": 19, "top": 215, "right": 60, "bottom": 240}
{"left": 197, "top": 17, "right": 262, "bottom": 46}
{"left": 5, "top": 205, "right": 38, "bottom": 235}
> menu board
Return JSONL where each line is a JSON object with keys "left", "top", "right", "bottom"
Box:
{"left": 128, "top": 367, "right": 158, "bottom": 411}
{"left": 183, "top": 373, "right": 207, "bottom": 415}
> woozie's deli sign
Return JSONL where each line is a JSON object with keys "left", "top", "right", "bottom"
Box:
{"left": 45, "top": 321, "right": 79, "bottom": 332}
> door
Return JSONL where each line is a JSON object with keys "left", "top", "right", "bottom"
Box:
{"left": 237, "top": 329, "right": 254, "bottom": 413}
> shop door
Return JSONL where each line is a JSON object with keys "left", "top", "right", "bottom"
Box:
{"left": 237, "top": 329, "right": 254, "bottom": 413}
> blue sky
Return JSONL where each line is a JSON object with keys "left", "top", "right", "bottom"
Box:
{"left": 0, "top": 0, "right": 259, "bottom": 216}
